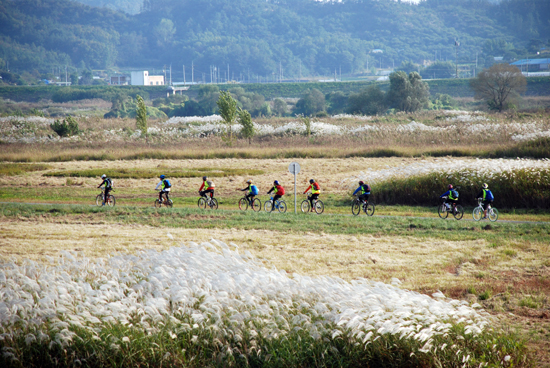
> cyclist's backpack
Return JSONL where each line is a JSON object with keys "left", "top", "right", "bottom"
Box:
{"left": 485, "top": 189, "right": 494, "bottom": 201}
{"left": 106, "top": 178, "right": 113, "bottom": 188}
{"left": 362, "top": 184, "right": 371, "bottom": 193}
{"left": 163, "top": 179, "right": 172, "bottom": 188}
{"left": 207, "top": 180, "right": 215, "bottom": 188}
{"left": 451, "top": 189, "right": 459, "bottom": 198}
{"left": 250, "top": 185, "right": 259, "bottom": 195}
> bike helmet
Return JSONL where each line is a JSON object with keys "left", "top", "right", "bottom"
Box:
{"left": 101, "top": 174, "right": 106, "bottom": 179}
{"left": 359, "top": 180, "right": 364, "bottom": 185}
{"left": 448, "top": 184, "right": 453, "bottom": 189}
{"left": 309, "top": 179, "right": 315, "bottom": 184}
{"left": 160, "top": 175, "right": 165, "bottom": 179}
{"left": 482, "top": 183, "right": 488, "bottom": 189}
{"left": 203, "top": 176, "right": 207, "bottom": 181}
{"left": 246, "top": 180, "right": 252, "bottom": 184}
{"left": 274, "top": 180, "right": 280, "bottom": 185}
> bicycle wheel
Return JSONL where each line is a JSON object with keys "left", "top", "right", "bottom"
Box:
{"left": 472, "top": 207, "right": 482, "bottom": 221}
{"left": 198, "top": 197, "right": 207, "bottom": 209}
{"left": 453, "top": 205, "right": 464, "bottom": 220}
{"left": 351, "top": 200, "right": 361, "bottom": 216}
{"left": 314, "top": 200, "right": 324, "bottom": 214}
{"left": 264, "top": 200, "right": 273, "bottom": 212}
{"left": 209, "top": 198, "right": 219, "bottom": 210}
{"left": 107, "top": 195, "right": 115, "bottom": 207}
{"left": 96, "top": 194, "right": 103, "bottom": 206}
{"left": 365, "top": 203, "right": 375, "bottom": 216}
{"left": 301, "top": 200, "right": 311, "bottom": 213}
{"left": 238, "top": 198, "right": 248, "bottom": 211}
{"left": 489, "top": 207, "right": 499, "bottom": 222}
{"left": 166, "top": 199, "right": 173, "bottom": 208}
{"left": 252, "top": 198, "right": 261, "bottom": 212}
{"left": 438, "top": 204, "right": 449, "bottom": 219}
{"left": 154, "top": 199, "right": 162, "bottom": 208}
{"left": 278, "top": 200, "right": 287, "bottom": 213}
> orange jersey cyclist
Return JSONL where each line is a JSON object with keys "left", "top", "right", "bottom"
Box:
{"left": 303, "top": 179, "right": 321, "bottom": 211}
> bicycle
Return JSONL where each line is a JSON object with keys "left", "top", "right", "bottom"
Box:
{"left": 238, "top": 196, "right": 261, "bottom": 212}
{"left": 351, "top": 197, "right": 374, "bottom": 216}
{"left": 473, "top": 198, "right": 498, "bottom": 222}
{"left": 198, "top": 195, "right": 218, "bottom": 210}
{"left": 437, "top": 196, "right": 463, "bottom": 220}
{"left": 301, "top": 196, "right": 324, "bottom": 214}
{"left": 154, "top": 193, "right": 173, "bottom": 208}
{"left": 264, "top": 197, "right": 287, "bottom": 213}
{"left": 96, "top": 189, "right": 115, "bottom": 206}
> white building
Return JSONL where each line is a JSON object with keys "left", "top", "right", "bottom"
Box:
{"left": 131, "top": 71, "right": 165, "bottom": 86}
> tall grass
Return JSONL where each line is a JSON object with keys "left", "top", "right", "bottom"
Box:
{"left": 43, "top": 167, "right": 265, "bottom": 179}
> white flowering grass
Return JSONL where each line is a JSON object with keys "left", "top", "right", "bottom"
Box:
{"left": 0, "top": 239, "right": 526, "bottom": 366}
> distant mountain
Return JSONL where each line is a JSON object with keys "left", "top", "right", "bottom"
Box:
{"left": 73, "top": 0, "right": 143, "bottom": 15}
{"left": 0, "top": 0, "right": 548, "bottom": 79}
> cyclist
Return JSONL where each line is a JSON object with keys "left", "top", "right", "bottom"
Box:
{"left": 199, "top": 176, "right": 215, "bottom": 199}
{"left": 267, "top": 180, "right": 285, "bottom": 211}
{"left": 440, "top": 184, "right": 459, "bottom": 212}
{"left": 303, "top": 179, "right": 321, "bottom": 211}
{"left": 238, "top": 180, "right": 259, "bottom": 206}
{"left": 352, "top": 181, "right": 371, "bottom": 204}
{"left": 97, "top": 174, "right": 113, "bottom": 206}
{"left": 155, "top": 175, "right": 172, "bottom": 203}
{"left": 476, "top": 183, "right": 494, "bottom": 219}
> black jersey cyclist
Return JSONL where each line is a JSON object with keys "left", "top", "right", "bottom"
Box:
{"left": 97, "top": 174, "right": 113, "bottom": 206}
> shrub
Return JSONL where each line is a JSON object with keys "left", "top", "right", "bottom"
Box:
{"left": 50, "top": 116, "right": 80, "bottom": 137}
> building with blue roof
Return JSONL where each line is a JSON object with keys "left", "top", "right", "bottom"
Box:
{"left": 510, "top": 58, "right": 550, "bottom": 72}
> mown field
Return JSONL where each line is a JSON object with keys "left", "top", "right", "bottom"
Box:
{"left": 1, "top": 110, "right": 550, "bottom": 367}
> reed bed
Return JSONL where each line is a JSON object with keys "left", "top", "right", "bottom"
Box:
{"left": 0, "top": 239, "right": 529, "bottom": 367}
{"left": 343, "top": 158, "right": 550, "bottom": 208}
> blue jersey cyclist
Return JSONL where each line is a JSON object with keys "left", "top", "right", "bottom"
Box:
{"left": 440, "top": 184, "right": 459, "bottom": 209}
{"left": 238, "top": 180, "right": 259, "bottom": 205}
{"left": 155, "top": 175, "right": 172, "bottom": 203}
{"left": 353, "top": 181, "right": 371, "bottom": 203}
{"left": 476, "top": 183, "right": 494, "bottom": 219}
{"left": 97, "top": 174, "right": 113, "bottom": 206}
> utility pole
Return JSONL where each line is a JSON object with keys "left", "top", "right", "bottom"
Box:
{"left": 169, "top": 64, "right": 172, "bottom": 85}
{"left": 192, "top": 61, "right": 194, "bottom": 84}
{"left": 454, "top": 39, "right": 460, "bottom": 78}
{"left": 183, "top": 65, "right": 186, "bottom": 85}
{"left": 227, "top": 64, "right": 229, "bottom": 83}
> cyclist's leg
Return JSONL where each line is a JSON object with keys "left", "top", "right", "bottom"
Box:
{"left": 159, "top": 191, "right": 164, "bottom": 202}
{"left": 359, "top": 194, "right": 369, "bottom": 204}
{"left": 104, "top": 188, "right": 111, "bottom": 204}
{"left": 310, "top": 194, "right": 318, "bottom": 210}
{"left": 273, "top": 194, "right": 282, "bottom": 210}
{"left": 199, "top": 190, "right": 207, "bottom": 198}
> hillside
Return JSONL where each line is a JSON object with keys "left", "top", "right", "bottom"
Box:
{"left": 0, "top": 0, "right": 548, "bottom": 80}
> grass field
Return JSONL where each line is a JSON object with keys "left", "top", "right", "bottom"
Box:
{"left": 1, "top": 155, "right": 550, "bottom": 367}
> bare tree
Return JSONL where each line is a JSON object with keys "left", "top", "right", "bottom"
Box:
{"left": 470, "top": 64, "right": 526, "bottom": 112}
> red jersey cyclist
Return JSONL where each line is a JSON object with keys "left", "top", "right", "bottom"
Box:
{"left": 267, "top": 180, "right": 285, "bottom": 211}
{"left": 199, "top": 176, "right": 215, "bottom": 198}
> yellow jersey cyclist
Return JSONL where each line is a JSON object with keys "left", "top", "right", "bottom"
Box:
{"left": 440, "top": 184, "right": 459, "bottom": 211}
{"left": 199, "top": 176, "right": 215, "bottom": 199}
{"left": 97, "top": 174, "right": 113, "bottom": 206}
{"left": 352, "top": 181, "right": 371, "bottom": 204}
{"left": 303, "top": 179, "right": 321, "bottom": 211}
{"left": 238, "top": 180, "right": 259, "bottom": 206}
{"left": 476, "top": 183, "right": 494, "bottom": 219}
{"left": 155, "top": 175, "right": 172, "bottom": 203}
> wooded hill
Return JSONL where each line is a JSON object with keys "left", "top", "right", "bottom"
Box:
{"left": 0, "top": 0, "right": 548, "bottom": 79}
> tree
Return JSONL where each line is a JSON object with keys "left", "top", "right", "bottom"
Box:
{"left": 217, "top": 91, "right": 238, "bottom": 143}
{"left": 420, "top": 61, "right": 454, "bottom": 79}
{"left": 397, "top": 61, "right": 420, "bottom": 74}
{"left": 272, "top": 98, "right": 288, "bottom": 117}
{"left": 347, "top": 85, "right": 386, "bottom": 116}
{"left": 470, "top": 64, "right": 526, "bottom": 112}
{"left": 238, "top": 108, "right": 254, "bottom": 144}
{"left": 293, "top": 89, "right": 325, "bottom": 116}
{"left": 326, "top": 91, "right": 348, "bottom": 115}
{"left": 386, "top": 71, "right": 430, "bottom": 113}
{"left": 135, "top": 95, "right": 148, "bottom": 137}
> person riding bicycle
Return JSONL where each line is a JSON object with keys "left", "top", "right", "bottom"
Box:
{"left": 267, "top": 180, "right": 285, "bottom": 211}
{"left": 155, "top": 175, "right": 172, "bottom": 203}
{"left": 199, "top": 176, "right": 215, "bottom": 199}
{"left": 476, "top": 183, "right": 494, "bottom": 219}
{"left": 97, "top": 174, "right": 113, "bottom": 206}
{"left": 440, "top": 184, "right": 459, "bottom": 210}
{"left": 303, "top": 179, "right": 321, "bottom": 211}
{"left": 352, "top": 181, "right": 371, "bottom": 204}
{"left": 238, "top": 180, "right": 259, "bottom": 205}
